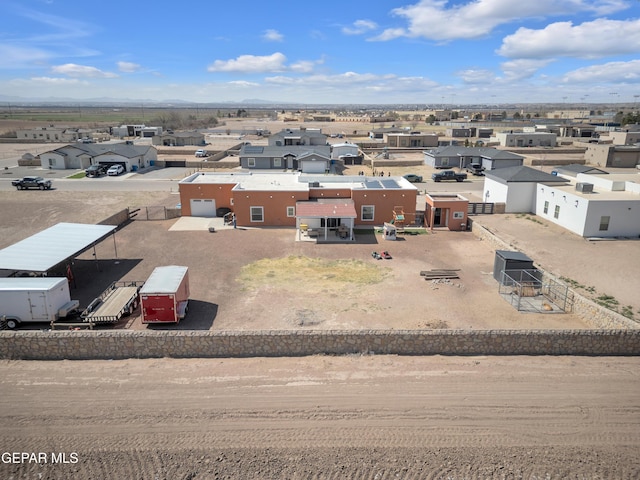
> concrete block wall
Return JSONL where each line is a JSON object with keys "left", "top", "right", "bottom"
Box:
{"left": 0, "top": 329, "right": 638, "bottom": 360}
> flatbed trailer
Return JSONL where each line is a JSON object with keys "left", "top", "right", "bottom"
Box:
{"left": 81, "top": 281, "right": 143, "bottom": 324}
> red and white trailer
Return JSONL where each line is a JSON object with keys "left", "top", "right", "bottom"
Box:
{"left": 140, "top": 266, "right": 189, "bottom": 324}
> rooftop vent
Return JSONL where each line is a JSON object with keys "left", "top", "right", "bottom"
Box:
{"left": 576, "top": 182, "right": 594, "bottom": 193}
{"left": 309, "top": 181, "right": 320, "bottom": 187}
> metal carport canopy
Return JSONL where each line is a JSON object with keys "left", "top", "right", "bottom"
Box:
{"left": 0, "top": 222, "right": 117, "bottom": 273}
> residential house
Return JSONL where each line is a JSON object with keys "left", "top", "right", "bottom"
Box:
{"left": 551, "top": 164, "right": 608, "bottom": 177}
{"left": 152, "top": 131, "right": 205, "bottom": 147}
{"left": 179, "top": 172, "right": 419, "bottom": 236}
{"left": 385, "top": 132, "right": 439, "bottom": 148}
{"left": 584, "top": 143, "right": 640, "bottom": 168}
{"left": 16, "top": 126, "right": 93, "bottom": 143}
{"left": 239, "top": 144, "right": 332, "bottom": 173}
{"left": 424, "top": 146, "right": 524, "bottom": 170}
{"left": 490, "top": 131, "right": 557, "bottom": 148}
{"left": 607, "top": 131, "right": 640, "bottom": 146}
{"left": 331, "top": 142, "right": 360, "bottom": 164}
{"left": 535, "top": 173, "right": 640, "bottom": 237}
{"left": 483, "top": 166, "right": 569, "bottom": 213}
{"left": 269, "top": 127, "right": 327, "bottom": 147}
{"left": 39, "top": 142, "right": 157, "bottom": 171}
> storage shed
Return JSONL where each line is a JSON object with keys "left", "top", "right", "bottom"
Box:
{"left": 493, "top": 250, "right": 535, "bottom": 283}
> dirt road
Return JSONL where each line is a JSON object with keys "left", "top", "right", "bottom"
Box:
{"left": 1, "top": 356, "right": 639, "bottom": 479}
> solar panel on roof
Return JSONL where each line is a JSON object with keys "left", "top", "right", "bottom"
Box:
{"left": 364, "top": 180, "right": 382, "bottom": 188}
{"left": 243, "top": 146, "right": 264, "bottom": 153}
{"left": 381, "top": 179, "right": 400, "bottom": 189}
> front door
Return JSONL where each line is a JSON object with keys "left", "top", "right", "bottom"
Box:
{"left": 433, "top": 208, "right": 442, "bottom": 226}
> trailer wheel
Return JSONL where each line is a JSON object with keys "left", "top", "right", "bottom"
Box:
{"left": 127, "top": 304, "right": 134, "bottom": 316}
{"left": 6, "top": 319, "right": 18, "bottom": 329}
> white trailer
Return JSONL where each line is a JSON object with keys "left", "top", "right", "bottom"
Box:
{"left": 0, "top": 277, "right": 79, "bottom": 329}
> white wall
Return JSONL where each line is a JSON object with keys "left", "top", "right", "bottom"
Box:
{"left": 507, "top": 183, "right": 537, "bottom": 213}
{"left": 583, "top": 200, "right": 640, "bottom": 237}
{"left": 39, "top": 152, "right": 65, "bottom": 170}
{"left": 483, "top": 178, "right": 508, "bottom": 205}
{"left": 535, "top": 185, "right": 588, "bottom": 236}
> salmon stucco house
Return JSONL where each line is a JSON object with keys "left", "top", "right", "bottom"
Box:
{"left": 179, "top": 172, "right": 419, "bottom": 239}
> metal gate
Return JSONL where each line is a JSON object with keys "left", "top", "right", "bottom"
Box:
{"left": 468, "top": 202, "right": 494, "bottom": 215}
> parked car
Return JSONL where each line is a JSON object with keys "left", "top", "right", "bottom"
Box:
{"left": 403, "top": 174, "right": 423, "bottom": 183}
{"left": 85, "top": 164, "right": 107, "bottom": 177}
{"left": 465, "top": 163, "right": 485, "bottom": 176}
{"left": 431, "top": 170, "right": 467, "bottom": 182}
{"left": 195, "top": 149, "right": 208, "bottom": 157}
{"left": 11, "top": 176, "right": 52, "bottom": 190}
{"left": 107, "top": 165, "right": 125, "bottom": 176}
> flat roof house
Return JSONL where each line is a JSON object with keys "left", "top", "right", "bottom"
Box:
{"left": 178, "top": 172, "right": 419, "bottom": 239}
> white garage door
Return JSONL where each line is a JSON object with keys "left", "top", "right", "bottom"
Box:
{"left": 300, "top": 160, "right": 326, "bottom": 173}
{"left": 190, "top": 199, "right": 216, "bottom": 217}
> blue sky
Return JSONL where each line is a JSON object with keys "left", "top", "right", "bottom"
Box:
{"left": 1, "top": 0, "right": 639, "bottom": 105}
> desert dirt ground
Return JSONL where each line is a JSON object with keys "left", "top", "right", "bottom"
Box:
{"left": 1, "top": 125, "right": 639, "bottom": 478}
{"left": 1, "top": 355, "right": 639, "bottom": 479}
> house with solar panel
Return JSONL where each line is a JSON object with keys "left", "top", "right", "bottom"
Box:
{"left": 179, "top": 172, "right": 419, "bottom": 240}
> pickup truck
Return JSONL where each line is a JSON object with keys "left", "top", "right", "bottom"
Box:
{"left": 431, "top": 170, "right": 467, "bottom": 182}
{"left": 465, "top": 163, "right": 485, "bottom": 176}
{"left": 12, "top": 176, "right": 53, "bottom": 190}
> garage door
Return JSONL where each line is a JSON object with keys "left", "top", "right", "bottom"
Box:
{"left": 300, "top": 160, "right": 326, "bottom": 174}
{"left": 190, "top": 199, "right": 216, "bottom": 217}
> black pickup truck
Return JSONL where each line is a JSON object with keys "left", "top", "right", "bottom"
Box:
{"left": 431, "top": 170, "right": 467, "bottom": 182}
{"left": 465, "top": 163, "right": 485, "bottom": 176}
{"left": 12, "top": 176, "right": 53, "bottom": 190}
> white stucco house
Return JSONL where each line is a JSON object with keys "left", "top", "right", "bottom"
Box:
{"left": 490, "top": 132, "right": 557, "bottom": 148}
{"left": 484, "top": 166, "right": 640, "bottom": 237}
{"left": 536, "top": 173, "right": 640, "bottom": 237}
{"left": 330, "top": 142, "right": 359, "bottom": 160}
{"left": 483, "top": 166, "right": 569, "bottom": 213}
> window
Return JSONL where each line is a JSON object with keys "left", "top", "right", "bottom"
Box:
{"left": 543, "top": 201, "right": 549, "bottom": 214}
{"left": 48, "top": 158, "right": 55, "bottom": 166}
{"left": 453, "top": 211, "right": 464, "bottom": 219}
{"left": 250, "top": 206, "right": 264, "bottom": 222}
{"left": 248, "top": 157, "right": 256, "bottom": 167}
{"left": 441, "top": 157, "right": 449, "bottom": 166}
{"left": 599, "top": 216, "right": 610, "bottom": 231}
{"left": 361, "top": 205, "right": 375, "bottom": 221}
{"left": 554, "top": 205, "right": 560, "bottom": 219}
{"left": 273, "top": 157, "right": 282, "bottom": 167}
{"left": 286, "top": 206, "right": 295, "bottom": 217}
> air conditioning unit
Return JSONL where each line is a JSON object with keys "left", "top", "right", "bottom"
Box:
{"left": 309, "top": 182, "right": 320, "bottom": 187}
{"left": 575, "top": 182, "right": 593, "bottom": 193}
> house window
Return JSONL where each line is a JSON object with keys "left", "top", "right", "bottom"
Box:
{"left": 273, "top": 157, "right": 282, "bottom": 167}
{"left": 554, "top": 205, "right": 560, "bottom": 219}
{"left": 441, "top": 157, "right": 449, "bottom": 166}
{"left": 250, "top": 206, "right": 264, "bottom": 222}
{"left": 599, "top": 216, "right": 610, "bottom": 231}
{"left": 248, "top": 157, "right": 256, "bottom": 167}
{"left": 543, "top": 201, "right": 549, "bottom": 214}
{"left": 286, "top": 206, "right": 295, "bottom": 217}
{"left": 361, "top": 205, "right": 375, "bottom": 221}
{"left": 48, "top": 158, "right": 55, "bottom": 166}
{"left": 453, "top": 211, "right": 464, "bottom": 219}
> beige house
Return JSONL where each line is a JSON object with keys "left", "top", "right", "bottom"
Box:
{"left": 384, "top": 132, "right": 439, "bottom": 148}
{"left": 584, "top": 144, "right": 640, "bottom": 168}
{"left": 606, "top": 131, "right": 640, "bottom": 146}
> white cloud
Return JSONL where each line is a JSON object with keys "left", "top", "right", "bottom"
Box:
{"left": 376, "top": 0, "right": 630, "bottom": 42}
{"left": 208, "top": 53, "right": 287, "bottom": 73}
{"left": 117, "top": 61, "right": 141, "bottom": 73}
{"left": 228, "top": 80, "right": 260, "bottom": 87}
{"left": 342, "top": 19, "right": 378, "bottom": 35}
{"left": 262, "top": 29, "right": 284, "bottom": 42}
{"left": 562, "top": 59, "right": 640, "bottom": 83}
{"left": 499, "top": 59, "right": 553, "bottom": 81}
{"left": 27, "top": 77, "right": 86, "bottom": 85}
{"left": 457, "top": 69, "right": 496, "bottom": 84}
{"left": 51, "top": 63, "right": 118, "bottom": 78}
{"left": 498, "top": 18, "right": 640, "bottom": 59}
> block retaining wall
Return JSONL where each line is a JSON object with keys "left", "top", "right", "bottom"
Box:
{"left": 0, "top": 329, "right": 638, "bottom": 360}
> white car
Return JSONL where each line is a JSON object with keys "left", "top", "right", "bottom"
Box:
{"left": 107, "top": 165, "right": 125, "bottom": 176}
{"left": 195, "top": 149, "right": 208, "bottom": 157}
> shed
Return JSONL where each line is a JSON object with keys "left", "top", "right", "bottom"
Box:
{"left": 493, "top": 250, "right": 535, "bottom": 283}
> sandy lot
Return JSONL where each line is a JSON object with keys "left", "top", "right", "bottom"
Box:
{"left": 1, "top": 124, "right": 639, "bottom": 478}
{"left": 0, "top": 355, "right": 639, "bottom": 479}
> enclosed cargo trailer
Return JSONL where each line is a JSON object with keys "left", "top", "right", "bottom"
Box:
{"left": 140, "top": 266, "right": 189, "bottom": 324}
{"left": 0, "top": 277, "right": 79, "bottom": 329}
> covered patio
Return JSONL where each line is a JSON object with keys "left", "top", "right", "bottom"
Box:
{"left": 296, "top": 199, "right": 357, "bottom": 243}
